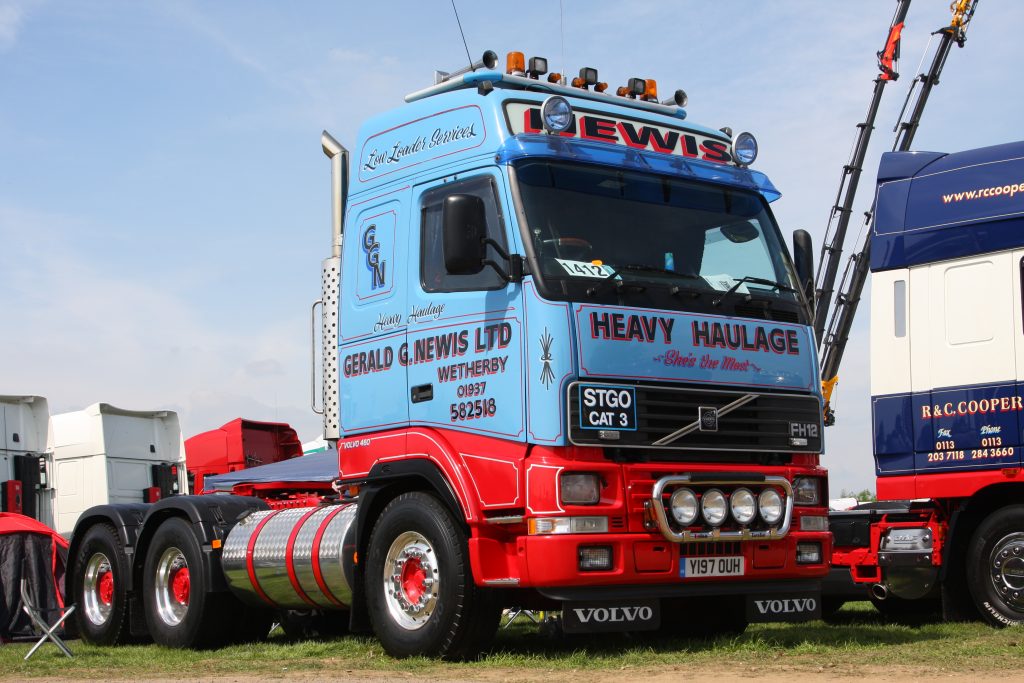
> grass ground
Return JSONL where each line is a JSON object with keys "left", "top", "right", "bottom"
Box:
{"left": 2, "top": 602, "right": 1023, "bottom": 679}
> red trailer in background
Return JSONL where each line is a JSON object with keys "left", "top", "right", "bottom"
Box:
{"left": 185, "top": 419, "right": 303, "bottom": 494}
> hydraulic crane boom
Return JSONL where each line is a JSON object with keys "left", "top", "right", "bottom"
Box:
{"left": 812, "top": 0, "right": 912, "bottom": 344}
{"left": 818, "top": 0, "right": 980, "bottom": 424}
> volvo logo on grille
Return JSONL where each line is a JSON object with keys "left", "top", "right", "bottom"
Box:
{"left": 698, "top": 406, "right": 719, "bottom": 432}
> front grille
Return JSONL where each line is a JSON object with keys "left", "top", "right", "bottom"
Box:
{"left": 568, "top": 382, "right": 822, "bottom": 453}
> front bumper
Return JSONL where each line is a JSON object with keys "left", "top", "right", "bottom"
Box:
{"left": 518, "top": 530, "right": 830, "bottom": 588}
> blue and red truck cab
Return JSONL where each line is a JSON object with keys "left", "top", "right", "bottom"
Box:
{"left": 321, "top": 50, "right": 830, "bottom": 645}
{"left": 829, "top": 140, "right": 1024, "bottom": 626}
{"left": 68, "top": 50, "right": 830, "bottom": 658}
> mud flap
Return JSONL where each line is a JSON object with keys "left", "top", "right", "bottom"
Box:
{"left": 561, "top": 599, "right": 660, "bottom": 633}
{"left": 746, "top": 591, "right": 821, "bottom": 622}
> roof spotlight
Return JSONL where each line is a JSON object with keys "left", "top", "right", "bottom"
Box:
{"left": 528, "top": 56, "right": 548, "bottom": 79}
{"left": 627, "top": 78, "right": 646, "bottom": 98}
{"left": 540, "top": 95, "right": 573, "bottom": 134}
{"left": 733, "top": 132, "right": 758, "bottom": 166}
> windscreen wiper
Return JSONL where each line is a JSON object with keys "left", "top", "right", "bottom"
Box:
{"left": 586, "top": 263, "right": 701, "bottom": 297}
{"left": 711, "top": 276, "right": 796, "bottom": 307}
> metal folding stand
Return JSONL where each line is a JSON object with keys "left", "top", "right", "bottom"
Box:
{"left": 19, "top": 579, "right": 75, "bottom": 660}
{"left": 502, "top": 608, "right": 541, "bottom": 628}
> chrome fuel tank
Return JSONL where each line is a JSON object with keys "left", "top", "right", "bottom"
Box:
{"left": 221, "top": 504, "right": 356, "bottom": 610}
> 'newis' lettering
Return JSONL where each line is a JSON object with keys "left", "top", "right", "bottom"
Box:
{"left": 692, "top": 320, "right": 799, "bottom": 355}
{"left": 590, "top": 312, "right": 674, "bottom": 344}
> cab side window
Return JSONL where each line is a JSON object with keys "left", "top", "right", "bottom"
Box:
{"left": 421, "top": 176, "right": 508, "bottom": 292}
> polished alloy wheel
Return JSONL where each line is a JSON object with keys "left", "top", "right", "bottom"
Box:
{"left": 383, "top": 531, "right": 439, "bottom": 630}
{"left": 83, "top": 552, "right": 114, "bottom": 626}
{"left": 154, "top": 546, "right": 190, "bottom": 626}
{"left": 990, "top": 532, "right": 1024, "bottom": 612}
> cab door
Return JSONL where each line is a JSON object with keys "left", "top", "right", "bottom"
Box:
{"left": 405, "top": 170, "right": 525, "bottom": 442}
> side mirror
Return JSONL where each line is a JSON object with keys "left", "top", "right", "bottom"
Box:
{"left": 442, "top": 194, "right": 487, "bottom": 275}
{"left": 792, "top": 229, "right": 815, "bottom": 306}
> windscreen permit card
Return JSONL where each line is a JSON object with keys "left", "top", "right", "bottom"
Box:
{"left": 703, "top": 274, "right": 749, "bottom": 293}
{"left": 555, "top": 259, "right": 617, "bottom": 278}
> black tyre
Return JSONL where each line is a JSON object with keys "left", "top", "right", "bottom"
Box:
{"left": 967, "top": 505, "right": 1024, "bottom": 627}
{"left": 142, "top": 517, "right": 234, "bottom": 648}
{"left": 72, "top": 523, "right": 133, "bottom": 645}
{"left": 365, "top": 492, "right": 501, "bottom": 659}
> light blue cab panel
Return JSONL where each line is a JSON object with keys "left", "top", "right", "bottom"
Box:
{"left": 339, "top": 194, "right": 409, "bottom": 434}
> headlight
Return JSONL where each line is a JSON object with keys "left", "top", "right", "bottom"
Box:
{"left": 793, "top": 477, "right": 821, "bottom": 506}
{"left": 560, "top": 473, "right": 600, "bottom": 505}
{"left": 541, "top": 95, "right": 573, "bottom": 133}
{"left": 729, "top": 488, "right": 757, "bottom": 525}
{"left": 701, "top": 488, "right": 728, "bottom": 527}
{"left": 759, "top": 488, "right": 784, "bottom": 525}
{"left": 669, "top": 488, "right": 699, "bottom": 526}
{"left": 732, "top": 131, "right": 758, "bottom": 166}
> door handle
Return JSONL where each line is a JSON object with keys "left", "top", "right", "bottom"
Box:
{"left": 411, "top": 384, "right": 433, "bottom": 403}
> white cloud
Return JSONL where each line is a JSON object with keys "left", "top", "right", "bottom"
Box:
{"left": 0, "top": 0, "right": 27, "bottom": 51}
{"left": 0, "top": 203, "right": 322, "bottom": 441}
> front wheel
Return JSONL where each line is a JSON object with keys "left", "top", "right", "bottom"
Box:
{"left": 365, "top": 492, "right": 500, "bottom": 660}
{"left": 967, "top": 505, "right": 1024, "bottom": 627}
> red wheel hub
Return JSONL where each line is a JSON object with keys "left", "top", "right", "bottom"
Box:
{"left": 170, "top": 566, "right": 190, "bottom": 605}
{"left": 400, "top": 557, "right": 426, "bottom": 604}
{"left": 98, "top": 570, "right": 114, "bottom": 606}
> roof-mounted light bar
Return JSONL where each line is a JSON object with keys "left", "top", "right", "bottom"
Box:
{"left": 434, "top": 50, "right": 499, "bottom": 85}
{"left": 412, "top": 49, "right": 690, "bottom": 119}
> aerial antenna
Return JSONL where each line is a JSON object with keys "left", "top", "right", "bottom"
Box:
{"left": 560, "top": 0, "right": 566, "bottom": 83}
{"left": 450, "top": 0, "right": 474, "bottom": 71}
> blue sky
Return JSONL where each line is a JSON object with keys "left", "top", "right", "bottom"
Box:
{"left": 1, "top": 1, "right": 1020, "bottom": 492}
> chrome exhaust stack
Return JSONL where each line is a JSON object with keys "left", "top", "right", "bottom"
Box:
{"left": 314, "top": 131, "right": 348, "bottom": 440}
{"left": 871, "top": 583, "right": 889, "bottom": 601}
{"left": 321, "top": 131, "right": 348, "bottom": 258}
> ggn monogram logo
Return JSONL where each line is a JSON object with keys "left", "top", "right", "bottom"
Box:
{"left": 362, "top": 224, "right": 386, "bottom": 290}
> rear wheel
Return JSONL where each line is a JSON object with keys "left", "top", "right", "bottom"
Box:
{"left": 365, "top": 492, "right": 500, "bottom": 659}
{"left": 73, "top": 524, "right": 132, "bottom": 645}
{"left": 143, "top": 517, "right": 233, "bottom": 648}
{"left": 967, "top": 505, "right": 1024, "bottom": 627}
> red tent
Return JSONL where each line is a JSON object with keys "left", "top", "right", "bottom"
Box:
{"left": 0, "top": 513, "right": 69, "bottom": 640}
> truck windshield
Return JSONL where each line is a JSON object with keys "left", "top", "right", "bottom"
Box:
{"left": 514, "top": 159, "right": 803, "bottom": 317}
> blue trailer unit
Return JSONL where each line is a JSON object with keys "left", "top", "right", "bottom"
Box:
{"left": 870, "top": 141, "right": 1024, "bottom": 481}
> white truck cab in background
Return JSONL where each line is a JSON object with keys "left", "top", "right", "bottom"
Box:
{"left": 1, "top": 397, "right": 188, "bottom": 536}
